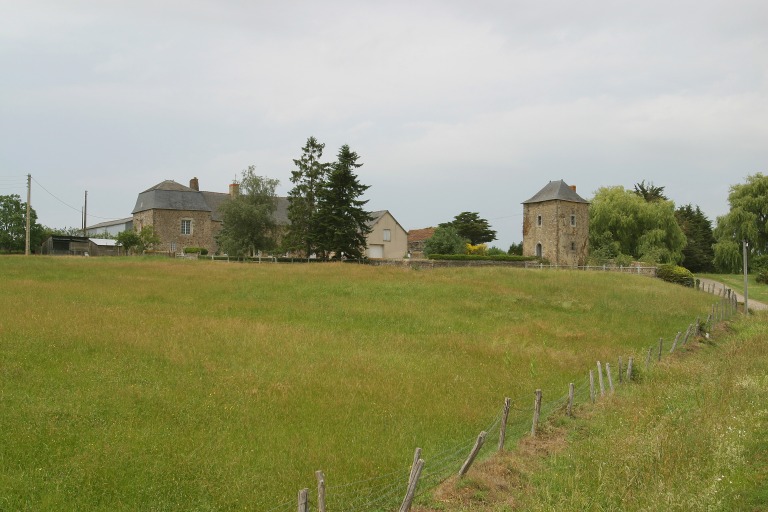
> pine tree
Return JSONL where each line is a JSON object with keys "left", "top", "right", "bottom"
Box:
{"left": 315, "top": 145, "right": 371, "bottom": 259}
{"left": 675, "top": 204, "right": 716, "bottom": 272}
{"left": 285, "top": 137, "right": 330, "bottom": 257}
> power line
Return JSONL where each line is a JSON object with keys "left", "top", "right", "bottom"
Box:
{"left": 30, "top": 176, "right": 122, "bottom": 222}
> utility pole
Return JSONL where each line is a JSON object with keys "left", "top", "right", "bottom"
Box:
{"left": 83, "top": 190, "right": 88, "bottom": 236}
{"left": 743, "top": 240, "right": 749, "bottom": 315}
{"left": 25, "top": 174, "right": 31, "bottom": 256}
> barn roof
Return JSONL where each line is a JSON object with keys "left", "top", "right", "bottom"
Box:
{"left": 522, "top": 180, "right": 589, "bottom": 204}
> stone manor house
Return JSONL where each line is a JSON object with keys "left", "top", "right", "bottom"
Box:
{"left": 88, "top": 177, "right": 408, "bottom": 259}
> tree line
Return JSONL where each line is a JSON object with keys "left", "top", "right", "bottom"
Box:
{"left": 1, "top": 167, "right": 764, "bottom": 275}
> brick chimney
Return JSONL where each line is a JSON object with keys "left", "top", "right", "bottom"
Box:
{"left": 570, "top": 185, "right": 577, "bottom": 192}
{"left": 190, "top": 177, "right": 199, "bottom": 191}
{"left": 229, "top": 182, "right": 240, "bottom": 198}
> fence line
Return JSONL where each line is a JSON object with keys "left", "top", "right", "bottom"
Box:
{"left": 268, "top": 283, "right": 739, "bottom": 511}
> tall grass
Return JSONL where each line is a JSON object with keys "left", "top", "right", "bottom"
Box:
{"left": 517, "top": 317, "right": 768, "bottom": 511}
{"left": 0, "top": 257, "right": 715, "bottom": 509}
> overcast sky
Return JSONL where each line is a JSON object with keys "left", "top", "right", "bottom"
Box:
{"left": 2, "top": 0, "right": 766, "bottom": 249}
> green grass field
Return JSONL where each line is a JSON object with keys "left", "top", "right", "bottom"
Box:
{"left": 0, "top": 257, "right": 718, "bottom": 510}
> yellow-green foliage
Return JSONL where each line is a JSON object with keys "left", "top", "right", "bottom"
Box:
{"left": 0, "top": 257, "right": 715, "bottom": 509}
{"left": 466, "top": 243, "right": 487, "bottom": 255}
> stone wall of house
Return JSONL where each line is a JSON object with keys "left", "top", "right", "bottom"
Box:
{"left": 133, "top": 209, "right": 221, "bottom": 253}
{"left": 522, "top": 200, "right": 589, "bottom": 266}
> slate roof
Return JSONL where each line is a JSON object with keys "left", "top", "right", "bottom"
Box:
{"left": 132, "top": 179, "right": 291, "bottom": 224}
{"left": 132, "top": 180, "right": 211, "bottom": 214}
{"left": 522, "top": 180, "right": 589, "bottom": 204}
{"left": 366, "top": 210, "right": 407, "bottom": 234}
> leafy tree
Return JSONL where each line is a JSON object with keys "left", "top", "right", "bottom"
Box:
{"left": 115, "top": 230, "right": 141, "bottom": 255}
{"left": 507, "top": 242, "right": 523, "bottom": 255}
{"left": 45, "top": 226, "right": 86, "bottom": 237}
{"left": 633, "top": 180, "right": 668, "bottom": 202}
{"left": 424, "top": 225, "right": 467, "bottom": 256}
{"left": 675, "top": 204, "right": 716, "bottom": 272}
{"left": 713, "top": 172, "right": 768, "bottom": 273}
{"left": 440, "top": 212, "right": 497, "bottom": 245}
{"left": 285, "top": 136, "right": 331, "bottom": 257}
{"left": 589, "top": 186, "right": 686, "bottom": 264}
{"left": 216, "top": 166, "right": 280, "bottom": 257}
{"left": 314, "top": 145, "right": 371, "bottom": 259}
{"left": 137, "top": 226, "right": 161, "bottom": 253}
{"left": 0, "top": 194, "right": 44, "bottom": 252}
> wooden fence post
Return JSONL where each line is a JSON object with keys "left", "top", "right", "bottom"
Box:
{"left": 315, "top": 471, "right": 326, "bottom": 512}
{"left": 399, "top": 459, "right": 424, "bottom": 512}
{"left": 626, "top": 357, "right": 634, "bottom": 381}
{"left": 597, "top": 362, "right": 605, "bottom": 396}
{"left": 531, "top": 390, "right": 543, "bottom": 437}
{"left": 670, "top": 331, "right": 681, "bottom": 353}
{"left": 606, "top": 363, "right": 614, "bottom": 393}
{"left": 645, "top": 347, "right": 652, "bottom": 369}
{"left": 618, "top": 356, "right": 623, "bottom": 384}
{"left": 459, "top": 432, "right": 486, "bottom": 477}
{"left": 498, "top": 398, "right": 511, "bottom": 452}
{"left": 682, "top": 324, "right": 692, "bottom": 346}
{"left": 298, "top": 488, "right": 309, "bottom": 512}
{"left": 589, "top": 370, "right": 595, "bottom": 403}
{"left": 657, "top": 338, "right": 663, "bottom": 361}
{"left": 408, "top": 448, "right": 422, "bottom": 489}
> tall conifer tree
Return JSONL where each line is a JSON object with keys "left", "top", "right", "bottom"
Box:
{"left": 315, "top": 145, "right": 371, "bottom": 259}
{"left": 285, "top": 137, "right": 330, "bottom": 257}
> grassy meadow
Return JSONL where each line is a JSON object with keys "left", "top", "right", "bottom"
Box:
{"left": 0, "top": 257, "right": 717, "bottom": 510}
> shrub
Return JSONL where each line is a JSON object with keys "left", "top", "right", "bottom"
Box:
{"left": 756, "top": 269, "right": 768, "bottom": 285}
{"left": 486, "top": 246, "right": 506, "bottom": 256}
{"left": 656, "top": 264, "right": 694, "bottom": 287}
{"left": 466, "top": 243, "right": 487, "bottom": 255}
{"left": 184, "top": 247, "right": 209, "bottom": 256}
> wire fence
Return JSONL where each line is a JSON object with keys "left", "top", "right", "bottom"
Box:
{"left": 270, "top": 283, "right": 740, "bottom": 512}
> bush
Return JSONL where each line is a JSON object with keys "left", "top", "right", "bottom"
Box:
{"left": 756, "top": 269, "right": 768, "bottom": 285}
{"left": 656, "top": 264, "right": 694, "bottom": 287}
{"left": 184, "top": 247, "right": 209, "bottom": 255}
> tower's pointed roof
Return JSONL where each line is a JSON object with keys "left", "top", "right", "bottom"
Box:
{"left": 522, "top": 180, "right": 589, "bottom": 204}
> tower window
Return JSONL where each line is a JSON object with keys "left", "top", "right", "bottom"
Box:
{"left": 570, "top": 214, "right": 576, "bottom": 226}
{"left": 571, "top": 241, "right": 576, "bottom": 251}
{"left": 537, "top": 215, "right": 542, "bottom": 227}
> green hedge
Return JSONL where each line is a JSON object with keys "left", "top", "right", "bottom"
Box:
{"left": 428, "top": 254, "right": 537, "bottom": 262}
{"left": 656, "top": 264, "right": 694, "bottom": 287}
{"left": 183, "top": 247, "right": 209, "bottom": 255}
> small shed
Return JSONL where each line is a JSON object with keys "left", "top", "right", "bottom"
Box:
{"left": 41, "top": 236, "right": 120, "bottom": 256}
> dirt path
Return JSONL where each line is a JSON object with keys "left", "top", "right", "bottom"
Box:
{"left": 697, "top": 277, "right": 768, "bottom": 312}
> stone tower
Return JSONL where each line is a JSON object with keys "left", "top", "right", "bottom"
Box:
{"left": 522, "top": 180, "right": 589, "bottom": 266}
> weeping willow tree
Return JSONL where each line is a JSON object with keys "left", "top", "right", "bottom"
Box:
{"left": 589, "top": 186, "right": 686, "bottom": 265}
{"left": 713, "top": 173, "right": 768, "bottom": 273}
